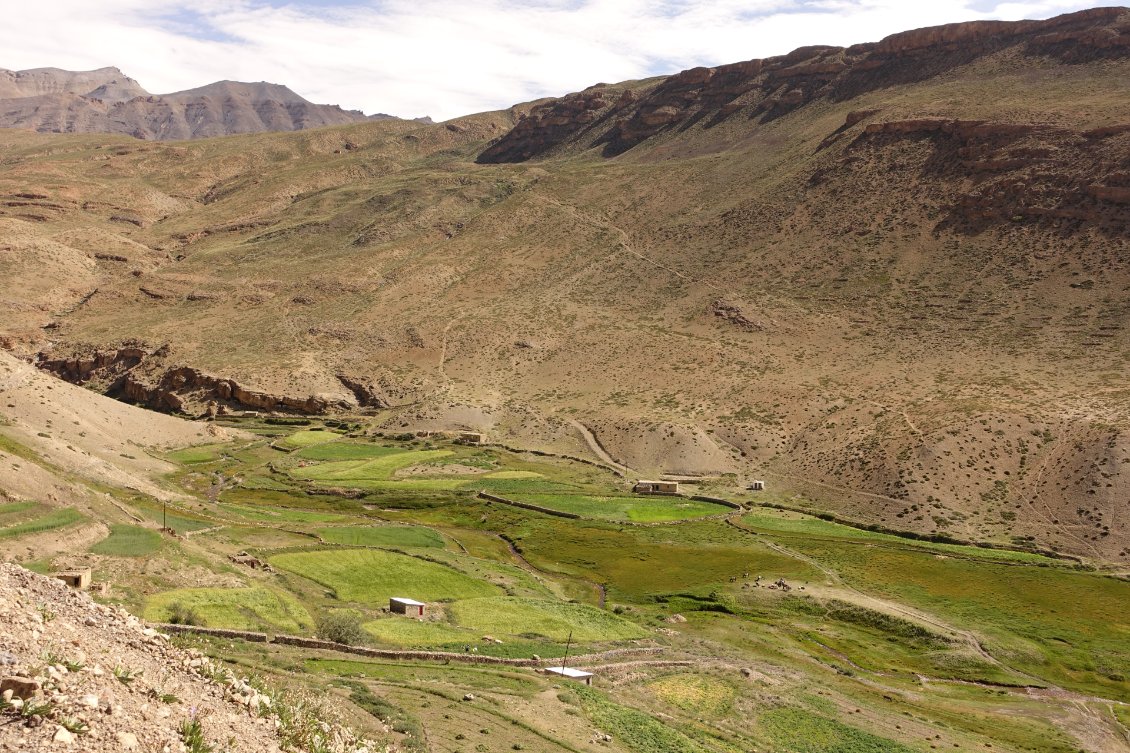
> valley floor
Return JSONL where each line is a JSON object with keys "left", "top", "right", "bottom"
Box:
{"left": 2, "top": 415, "right": 1128, "bottom": 753}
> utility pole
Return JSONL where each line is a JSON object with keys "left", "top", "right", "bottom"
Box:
{"left": 561, "top": 630, "right": 573, "bottom": 673}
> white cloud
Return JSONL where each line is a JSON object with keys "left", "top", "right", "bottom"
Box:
{"left": 0, "top": 0, "right": 1120, "bottom": 120}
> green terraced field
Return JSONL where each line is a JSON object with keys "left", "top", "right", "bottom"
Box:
{"left": 451, "top": 597, "right": 648, "bottom": 642}
{"left": 217, "top": 503, "right": 350, "bottom": 524}
{"left": 362, "top": 617, "right": 478, "bottom": 646}
{"left": 288, "top": 449, "right": 453, "bottom": 482}
{"left": 741, "top": 508, "right": 1059, "bottom": 563}
{"left": 144, "top": 586, "right": 313, "bottom": 633}
{"left": 270, "top": 548, "right": 500, "bottom": 603}
{"left": 293, "top": 442, "right": 408, "bottom": 461}
{"left": 317, "top": 525, "right": 446, "bottom": 548}
{"left": 89, "top": 524, "right": 163, "bottom": 556}
{"left": 275, "top": 429, "right": 340, "bottom": 450}
{"left": 165, "top": 443, "right": 232, "bottom": 464}
{"left": 509, "top": 492, "right": 726, "bottom": 522}
{"left": 0, "top": 507, "right": 84, "bottom": 540}
{"left": 0, "top": 501, "right": 44, "bottom": 526}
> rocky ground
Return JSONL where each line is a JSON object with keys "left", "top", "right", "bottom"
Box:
{"left": 0, "top": 564, "right": 384, "bottom": 752}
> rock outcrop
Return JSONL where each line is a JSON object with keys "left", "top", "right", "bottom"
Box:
{"left": 0, "top": 563, "right": 380, "bottom": 753}
{"left": 37, "top": 346, "right": 354, "bottom": 415}
{"left": 478, "top": 7, "right": 1130, "bottom": 163}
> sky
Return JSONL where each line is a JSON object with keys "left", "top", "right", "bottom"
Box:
{"left": 0, "top": 0, "right": 1122, "bottom": 120}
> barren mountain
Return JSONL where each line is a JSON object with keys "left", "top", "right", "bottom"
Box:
{"left": 0, "top": 67, "right": 374, "bottom": 139}
{"left": 2, "top": 8, "right": 1129, "bottom": 560}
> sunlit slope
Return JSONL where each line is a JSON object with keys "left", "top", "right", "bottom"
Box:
{"left": 1, "top": 11, "right": 1128, "bottom": 559}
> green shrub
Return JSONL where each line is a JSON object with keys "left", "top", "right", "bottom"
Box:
{"left": 317, "top": 610, "right": 366, "bottom": 645}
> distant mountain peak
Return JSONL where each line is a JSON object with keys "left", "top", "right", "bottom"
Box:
{"left": 0, "top": 66, "right": 422, "bottom": 140}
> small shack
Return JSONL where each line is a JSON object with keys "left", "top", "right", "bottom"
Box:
{"left": 544, "top": 666, "right": 594, "bottom": 685}
{"left": 633, "top": 480, "right": 680, "bottom": 495}
{"left": 456, "top": 431, "right": 484, "bottom": 445}
{"left": 52, "top": 568, "right": 92, "bottom": 590}
{"left": 749, "top": 480, "right": 765, "bottom": 491}
{"left": 389, "top": 597, "right": 426, "bottom": 617}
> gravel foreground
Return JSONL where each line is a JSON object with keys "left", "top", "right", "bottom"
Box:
{"left": 0, "top": 563, "right": 384, "bottom": 752}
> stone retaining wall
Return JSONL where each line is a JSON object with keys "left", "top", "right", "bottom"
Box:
{"left": 159, "top": 624, "right": 269, "bottom": 642}
{"left": 477, "top": 492, "right": 581, "bottom": 519}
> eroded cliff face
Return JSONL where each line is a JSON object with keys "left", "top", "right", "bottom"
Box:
{"left": 36, "top": 346, "right": 354, "bottom": 415}
{"left": 477, "top": 7, "right": 1130, "bottom": 163}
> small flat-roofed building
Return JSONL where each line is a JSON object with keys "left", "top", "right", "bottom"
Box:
{"left": 456, "top": 431, "right": 484, "bottom": 445}
{"left": 389, "top": 597, "right": 426, "bottom": 617}
{"left": 749, "top": 480, "right": 765, "bottom": 491}
{"left": 52, "top": 568, "right": 92, "bottom": 590}
{"left": 633, "top": 480, "right": 680, "bottom": 495}
{"left": 544, "top": 666, "right": 594, "bottom": 685}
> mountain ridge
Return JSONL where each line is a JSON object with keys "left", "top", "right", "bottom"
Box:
{"left": 0, "top": 66, "right": 430, "bottom": 139}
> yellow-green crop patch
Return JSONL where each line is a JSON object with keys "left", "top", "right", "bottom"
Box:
{"left": 451, "top": 597, "right": 647, "bottom": 642}
{"left": 217, "top": 503, "right": 350, "bottom": 524}
{"left": 289, "top": 449, "right": 453, "bottom": 483}
{"left": 293, "top": 443, "right": 406, "bottom": 461}
{"left": 144, "top": 586, "right": 313, "bottom": 633}
{"left": 509, "top": 493, "right": 726, "bottom": 522}
{"left": 362, "top": 617, "right": 477, "bottom": 646}
{"left": 89, "top": 524, "right": 163, "bottom": 556}
{"left": 317, "top": 525, "right": 445, "bottom": 548}
{"left": 481, "top": 470, "right": 544, "bottom": 479}
{"left": 647, "top": 674, "right": 736, "bottom": 717}
{"left": 270, "top": 548, "right": 500, "bottom": 603}
{"left": 742, "top": 508, "right": 1058, "bottom": 563}
{"left": 276, "top": 430, "right": 340, "bottom": 450}
{"left": 0, "top": 501, "right": 45, "bottom": 526}
{"left": 165, "top": 443, "right": 232, "bottom": 464}
{"left": 0, "top": 507, "right": 84, "bottom": 540}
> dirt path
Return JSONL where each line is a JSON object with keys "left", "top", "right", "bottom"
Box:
{"left": 566, "top": 418, "right": 631, "bottom": 476}
{"left": 495, "top": 532, "right": 607, "bottom": 607}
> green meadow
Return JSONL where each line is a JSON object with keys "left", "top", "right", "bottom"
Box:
{"left": 508, "top": 492, "right": 726, "bottom": 521}
{"left": 75, "top": 424, "right": 1126, "bottom": 753}
{"left": 144, "top": 586, "right": 313, "bottom": 633}
{"left": 271, "top": 548, "right": 501, "bottom": 603}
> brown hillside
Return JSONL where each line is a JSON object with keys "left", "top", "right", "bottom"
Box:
{"left": 1, "top": 10, "right": 1128, "bottom": 561}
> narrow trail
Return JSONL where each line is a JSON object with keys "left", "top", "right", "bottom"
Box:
{"left": 724, "top": 514, "right": 1030, "bottom": 677}
{"left": 438, "top": 319, "right": 457, "bottom": 378}
{"left": 565, "top": 418, "right": 631, "bottom": 476}
{"left": 495, "top": 532, "right": 606, "bottom": 608}
{"left": 1022, "top": 426, "right": 1102, "bottom": 558}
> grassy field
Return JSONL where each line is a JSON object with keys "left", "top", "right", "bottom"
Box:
{"left": 784, "top": 536, "right": 1130, "bottom": 700}
{"left": 758, "top": 707, "right": 916, "bottom": 753}
{"left": 274, "top": 430, "right": 340, "bottom": 450}
{"left": 89, "top": 524, "right": 163, "bottom": 556}
{"left": 362, "top": 617, "right": 478, "bottom": 646}
{"left": 509, "top": 492, "right": 726, "bottom": 522}
{"left": 165, "top": 443, "right": 233, "bottom": 464}
{"left": 270, "top": 548, "right": 500, "bottom": 603}
{"left": 317, "top": 525, "right": 445, "bottom": 549}
{"left": 144, "top": 586, "right": 313, "bottom": 633}
{"left": 0, "top": 507, "right": 84, "bottom": 540}
{"left": 217, "top": 503, "right": 350, "bottom": 524}
{"left": 451, "top": 596, "right": 647, "bottom": 642}
{"left": 293, "top": 442, "right": 408, "bottom": 461}
{"left": 741, "top": 508, "right": 1060, "bottom": 563}
{"left": 646, "top": 674, "right": 737, "bottom": 717}
{"left": 0, "top": 501, "right": 45, "bottom": 526}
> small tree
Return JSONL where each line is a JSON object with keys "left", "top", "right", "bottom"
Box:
{"left": 317, "top": 611, "right": 366, "bottom": 645}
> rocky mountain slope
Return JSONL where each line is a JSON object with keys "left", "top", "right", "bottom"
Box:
{"left": 1, "top": 8, "right": 1129, "bottom": 560}
{"left": 0, "top": 564, "right": 379, "bottom": 752}
{"left": 0, "top": 67, "right": 378, "bottom": 139}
